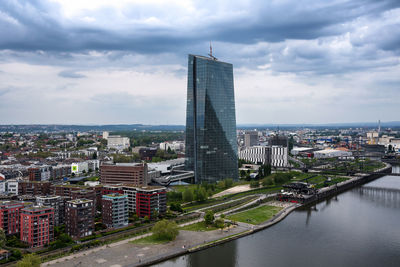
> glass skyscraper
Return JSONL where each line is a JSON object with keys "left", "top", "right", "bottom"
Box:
{"left": 185, "top": 54, "right": 238, "bottom": 183}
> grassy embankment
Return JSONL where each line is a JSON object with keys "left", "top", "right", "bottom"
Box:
{"left": 129, "top": 235, "right": 170, "bottom": 245}
{"left": 180, "top": 221, "right": 218, "bottom": 231}
{"left": 227, "top": 205, "right": 283, "bottom": 225}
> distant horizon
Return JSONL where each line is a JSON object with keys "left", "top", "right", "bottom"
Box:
{"left": 1, "top": 121, "right": 399, "bottom": 127}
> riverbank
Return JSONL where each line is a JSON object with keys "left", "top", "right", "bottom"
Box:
{"left": 42, "top": 201, "right": 298, "bottom": 267}
{"left": 43, "top": 165, "right": 393, "bottom": 267}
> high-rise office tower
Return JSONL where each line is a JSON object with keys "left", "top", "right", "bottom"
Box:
{"left": 244, "top": 131, "right": 258, "bottom": 147}
{"left": 185, "top": 54, "right": 238, "bottom": 183}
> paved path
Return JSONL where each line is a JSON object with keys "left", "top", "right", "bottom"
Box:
{"left": 43, "top": 225, "right": 250, "bottom": 267}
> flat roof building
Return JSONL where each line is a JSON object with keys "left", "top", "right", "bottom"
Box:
{"left": 36, "top": 195, "right": 64, "bottom": 226}
{"left": 100, "top": 163, "right": 148, "bottom": 186}
{"left": 0, "top": 201, "right": 24, "bottom": 235}
{"left": 20, "top": 206, "right": 54, "bottom": 248}
{"left": 135, "top": 186, "right": 166, "bottom": 219}
{"left": 102, "top": 194, "right": 128, "bottom": 229}
{"left": 65, "top": 199, "right": 94, "bottom": 239}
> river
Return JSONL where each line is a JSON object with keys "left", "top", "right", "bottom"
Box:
{"left": 154, "top": 166, "right": 400, "bottom": 267}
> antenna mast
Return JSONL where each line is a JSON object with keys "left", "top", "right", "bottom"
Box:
{"left": 208, "top": 41, "right": 217, "bottom": 60}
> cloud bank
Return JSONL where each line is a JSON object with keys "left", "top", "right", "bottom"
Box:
{"left": 0, "top": 0, "right": 399, "bottom": 124}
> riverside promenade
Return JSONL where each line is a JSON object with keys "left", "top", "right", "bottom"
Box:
{"left": 43, "top": 201, "right": 298, "bottom": 267}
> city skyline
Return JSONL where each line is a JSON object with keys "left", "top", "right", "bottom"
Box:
{"left": 0, "top": 0, "right": 399, "bottom": 125}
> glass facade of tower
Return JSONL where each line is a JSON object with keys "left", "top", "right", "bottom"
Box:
{"left": 185, "top": 54, "right": 238, "bottom": 183}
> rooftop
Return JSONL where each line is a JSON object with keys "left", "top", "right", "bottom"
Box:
{"left": 67, "top": 198, "right": 93, "bottom": 204}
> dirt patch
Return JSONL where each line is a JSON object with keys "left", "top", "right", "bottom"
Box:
{"left": 212, "top": 184, "right": 252, "bottom": 198}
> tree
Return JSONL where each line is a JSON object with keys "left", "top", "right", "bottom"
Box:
{"left": 16, "top": 254, "right": 41, "bottom": 267}
{"left": 263, "top": 164, "right": 272, "bottom": 177}
{"left": 204, "top": 210, "right": 215, "bottom": 225}
{"left": 224, "top": 178, "right": 233, "bottom": 188}
{"left": 0, "top": 228, "right": 5, "bottom": 248}
{"left": 240, "top": 169, "right": 246, "bottom": 178}
{"left": 195, "top": 187, "right": 207, "bottom": 202}
{"left": 182, "top": 188, "right": 194, "bottom": 202}
{"left": 152, "top": 220, "right": 179, "bottom": 241}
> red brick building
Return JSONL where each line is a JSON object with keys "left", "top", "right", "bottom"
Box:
{"left": 0, "top": 201, "right": 24, "bottom": 235}
{"left": 18, "top": 181, "right": 51, "bottom": 196}
{"left": 100, "top": 163, "right": 148, "bottom": 185}
{"left": 65, "top": 199, "right": 94, "bottom": 239}
{"left": 28, "top": 168, "right": 40, "bottom": 181}
{"left": 20, "top": 206, "right": 54, "bottom": 248}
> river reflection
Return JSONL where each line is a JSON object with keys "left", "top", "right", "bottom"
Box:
{"left": 154, "top": 173, "right": 400, "bottom": 267}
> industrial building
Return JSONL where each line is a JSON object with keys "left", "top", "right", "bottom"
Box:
{"left": 313, "top": 149, "right": 352, "bottom": 159}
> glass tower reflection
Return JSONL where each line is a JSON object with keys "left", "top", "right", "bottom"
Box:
{"left": 185, "top": 54, "right": 238, "bottom": 183}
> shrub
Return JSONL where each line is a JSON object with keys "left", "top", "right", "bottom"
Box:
{"left": 16, "top": 254, "right": 41, "bottom": 267}
{"left": 214, "top": 218, "right": 225, "bottom": 229}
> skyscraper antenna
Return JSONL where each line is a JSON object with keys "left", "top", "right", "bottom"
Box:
{"left": 208, "top": 41, "right": 217, "bottom": 60}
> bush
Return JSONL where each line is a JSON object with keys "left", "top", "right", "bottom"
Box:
{"left": 262, "top": 178, "right": 274, "bottom": 186}
{"left": 182, "top": 188, "right": 194, "bottom": 202}
{"left": 16, "top": 254, "right": 41, "bottom": 267}
{"left": 152, "top": 220, "right": 179, "bottom": 241}
{"left": 170, "top": 203, "right": 183, "bottom": 212}
{"left": 250, "top": 180, "right": 260, "bottom": 188}
{"left": 214, "top": 218, "right": 225, "bottom": 229}
{"left": 6, "top": 235, "right": 29, "bottom": 248}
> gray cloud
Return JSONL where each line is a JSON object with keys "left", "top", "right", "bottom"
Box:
{"left": 0, "top": 0, "right": 399, "bottom": 124}
{"left": 58, "top": 70, "right": 86, "bottom": 78}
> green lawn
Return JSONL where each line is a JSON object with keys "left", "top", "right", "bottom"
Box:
{"left": 227, "top": 205, "right": 283, "bottom": 225}
{"left": 129, "top": 235, "right": 170, "bottom": 245}
{"left": 180, "top": 221, "right": 218, "bottom": 231}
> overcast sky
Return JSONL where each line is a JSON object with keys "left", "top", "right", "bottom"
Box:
{"left": 0, "top": 0, "right": 399, "bottom": 125}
